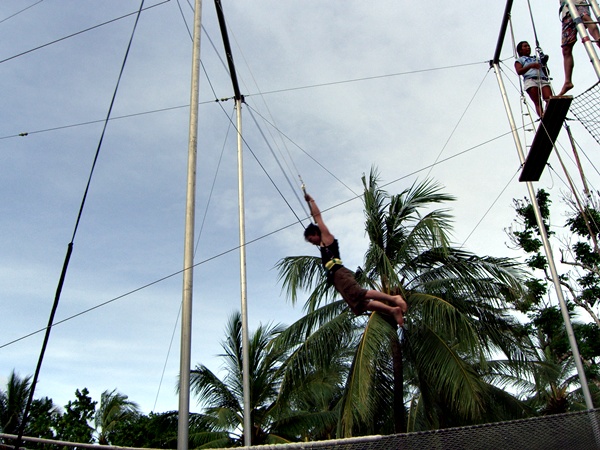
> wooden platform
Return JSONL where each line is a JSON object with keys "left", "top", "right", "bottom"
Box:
{"left": 519, "top": 96, "right": 573, "bottom": 182}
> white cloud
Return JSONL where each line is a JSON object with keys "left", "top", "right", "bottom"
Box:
{"left": 1, "top": 0, "right": 599, "bottom": 415}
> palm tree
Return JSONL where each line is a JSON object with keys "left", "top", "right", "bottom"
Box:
{"left": 276, "top": 169, "right": 530, "bottom": 435}
{"left": 94, "top": 389, "right": 139, "bottom": 445}
{"left": 0, "top": 371, "right": 32, "bottom": 435}
{"left": 190, "top": 312, "right": 288, "bottom": 447}
{"left": 0, "top": 372, "right": 60, "bottom": 450}
{"left": 189, "top": 311, "right": 346, "bottom": 447}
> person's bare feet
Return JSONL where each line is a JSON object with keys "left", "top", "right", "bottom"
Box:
{"left": 558, "top": 81, "right": 574, "bottom": 96}
{"left": 393, "top": 295, "right": 407, "bottom": 313}
{"left": 392, "top": 307, "right": 405, "bottom": 326}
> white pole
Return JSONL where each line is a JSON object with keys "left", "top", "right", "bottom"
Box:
{"left": 491, "top": 62, "right": 594, "bottom": 410}
{"left": 178, "top": 1, "right": 203, "bottom": 449}
{"left": 564, "top": 0, "right": 600, "bottom": 80}
{"left": 590, "top": 0, "right": 600, "bottom": 21}
{"left": 235, "top": 98, "right": 252, "bottom": 446}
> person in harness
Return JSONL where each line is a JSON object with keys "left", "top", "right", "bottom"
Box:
{"left": 515, "top": 41, "right": 552, "bottom": 117}
{"left": 303, "top": 192, "right": 407, "bottom": 326}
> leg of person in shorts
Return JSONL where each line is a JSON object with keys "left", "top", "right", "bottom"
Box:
{"left": 524, "top": 77, "right": 552, "bottom": 117}
{"left": 334, "top": 267, "right": 407, "bottom": 326}
{"left": 559, "top": 7, "right": 600, "bottom": 95}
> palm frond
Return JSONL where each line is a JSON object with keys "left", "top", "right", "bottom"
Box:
{"left": 338, "top": 313, "right": 398, "bottom": 436}
{"left": 409, "top": 324, "right": 489, "bottom": 422}
{"left": 275, "top": 255, "right": 329, "bottom": 307}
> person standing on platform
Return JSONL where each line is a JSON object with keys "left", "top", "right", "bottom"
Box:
{"left": 558, "top": 0, "right": 600, "bottom": 96}
{"left": 515, "top": 41, "right": 553, "bottom": 117}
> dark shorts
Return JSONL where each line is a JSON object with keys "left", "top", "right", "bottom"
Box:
{"left": 562, "top": 6, "right": 590, "bottom": 47}
{"left": 332, "top": 266, "right": 369, "bottom": 315}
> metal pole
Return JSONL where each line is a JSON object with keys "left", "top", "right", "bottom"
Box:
{"left": 590, "top": 0, "right": 600, "bottom": 21}
{"left": 235, "top": 98, "right": 252, "bottom": 447}
{"left": 213, "top": 1, "right": 251, "bottom": 443}
{"left": 564, "top": 0, "right": 600, "bottom": 80}
{"left": 178, "top": 1, "right": 203, "bottom": 449}
{"left": 491, "top": 61, "right": 594, "bottom": 410}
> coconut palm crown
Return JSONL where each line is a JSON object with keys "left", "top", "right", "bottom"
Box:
{"left": 276, "top": 169, "right": 530, "bottom": 435}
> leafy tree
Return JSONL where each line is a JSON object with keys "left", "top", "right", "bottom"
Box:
{"left": 108, "top": 411, "right": 183, "bottom": 448}
{"left": 24, "top": 397, "right": 61, "bottom": 450}
{"left": 277, "top": 170, "right": 530, "bottom": 435}
{"left": 55, "top": 388, "right": 96, "bottom": 446}
{"left": 269, "top": 302, "right": 351, "bottom": 442}
{"left": 0, "top": 372, "right": 60, "bottom": 450}
{"left": 506, "top": 189, "right": 600, "bottom": 411}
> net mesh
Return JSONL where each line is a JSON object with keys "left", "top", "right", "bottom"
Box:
{"left": 2, "top": 409, "right": 600, "bottom": 450}
{"left": 234, "top": 409, "right": 600, "bottom": 450}
{"left": 569, "top": 81, "right": 600, "bottom": 146}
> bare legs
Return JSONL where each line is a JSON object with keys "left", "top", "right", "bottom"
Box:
{"left": 559, "top": 44, "right": 574, "bottom": 96}
{"left": 364, "top": 290, "right": 407, "bottom": 326}
{"left": 559, "top": 14, "right": 600, "bottom": 96}
{"left": 527, "top": 85, "right": 553, "bottom": 117}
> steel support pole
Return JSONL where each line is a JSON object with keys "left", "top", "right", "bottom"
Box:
{"left": 564, "top": 0, "right": 600, "bottom": 80}
{"left": 178, "top": 1, "right": 203, "bottom": 449}
{"left": 235, "top": 98, "right": 252, "bottom": 447}
{"left": 491, "top": 62, "right": 594, "bottom": 410}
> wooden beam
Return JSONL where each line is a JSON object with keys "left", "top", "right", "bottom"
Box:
{"left": 519, "top": 96, "right": 573, "bottom": 182}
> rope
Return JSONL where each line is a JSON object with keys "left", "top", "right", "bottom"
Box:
{"left": 550, "top": 144, "right": 600, "bottom": 254}
{"left": 525, "top": 0, "right": 551, "bottom": 78}
{"left": 13, "top": 3, "right": 148, "bottom": 449}
{"left": 0, "top": 1, "right": 169, "bottom": 65}
{"left": 526, "top": 0, "right": 542, "bottom": 49}
{"left": 245, "top": 103, "right": 308, "bottom": 223}
{"left": 0, "top": 0, "right": 45, "bottom": 25}
{"left": 243, "top": 105, "right": 359, "bottom": 197}
{"left": 425, "top": 69, "right": 491, "bottom": 179}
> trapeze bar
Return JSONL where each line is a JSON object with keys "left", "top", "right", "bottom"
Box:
{"left": 519, "top": 96, "right": 573, "bottom": 182}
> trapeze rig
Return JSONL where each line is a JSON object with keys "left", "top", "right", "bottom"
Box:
{"left": 490, "top": 0, "right": 600, "bottom": 412}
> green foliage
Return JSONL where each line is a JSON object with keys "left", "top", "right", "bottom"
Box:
{"left": 507, "top": 189, "right": 600, "bottom": 414}
{"left": 55, "top": 388, "right": 96, "bottom": 445}
{"left": 108, "top": 411, "right": 184, "bottom": 449}
{"left": 94, "top": 388, "right": 140, "bottom": 445}
{"left": 278, "top": 169, "right": 530, "bottom": 436}
{"left": 0, "top": 371, "right": 31, "bottom": 435}
{"left": 190, "top": 312, "right": 295, "bottom": 446}
{"left": 0, "top": 372, "right": 63, "bottom": 450}
{"left": 25, "top": 397, "right": 60, "bottom": 449}
{"left": 575, "top": 323, "right": 600, "bottom": 362}
{"left": 0, "top": 375, "right": 203, "bottom": 449}
{"left": 566, "top": 207, "right": 600, "bottom": 237}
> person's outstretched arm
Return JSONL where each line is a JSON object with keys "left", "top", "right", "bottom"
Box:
{"left": 305, "top": 193, "right": 334, "bottom": 246}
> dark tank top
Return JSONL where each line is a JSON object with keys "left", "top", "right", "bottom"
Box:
{"left": 319, "top": 239, "right": 342, "bottom": 270}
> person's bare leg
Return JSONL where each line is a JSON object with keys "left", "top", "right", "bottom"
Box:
{"left": 527, "top": 87, "right": 543, "bottom": 117}
{"left": 365, "top": 300, "right": 405, "bottom": 326}
{"left": 559, "top": 44, "right": 574, "bottom": 96}
{"left": 366, "top": 290, "right": 407, "bottom": 312}
{"left": 540, "top": 85, "right": 552, "bottom": 117}
{"left": 583, "top": 14, "right": 600, "bottom": 46}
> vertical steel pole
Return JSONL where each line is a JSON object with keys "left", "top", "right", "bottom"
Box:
{"left": 213, "top": 1, "right": 251, "bottom": 443}
{"left": 235, "top": 98, "right": 252, "bottom": 447}
{"left": 491, "top": 61, "right": 594, "bottom": 409}
{"left": 178, "top": 1, "right": 203, "bottom": 449}
{"left": 590, "top": 0, "right": 600, "bottom": 21}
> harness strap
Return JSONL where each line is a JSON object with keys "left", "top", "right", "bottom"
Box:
{"left": 325, "top": 258, "right": 343, "bottom": 270}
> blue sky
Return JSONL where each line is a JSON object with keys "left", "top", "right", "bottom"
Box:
{"left": 1, "top": 0, "right": 600, "bottom": 415}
